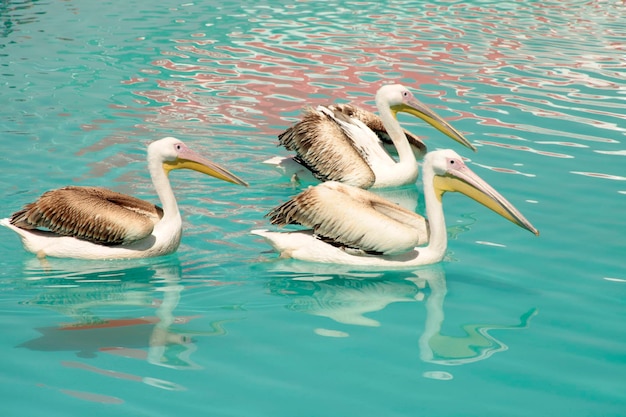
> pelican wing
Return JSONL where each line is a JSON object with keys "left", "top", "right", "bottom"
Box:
{"left": 278, "top": 107, "right": 376, "bottom": 188}
{"left": 10, "top": 186, "right": 163, "bottom": 245}
{"left": 267, "top": 182, "right": 428, "bottom": 255}
{"left": 330, "top": 103, "right": 427, "bottom": 159}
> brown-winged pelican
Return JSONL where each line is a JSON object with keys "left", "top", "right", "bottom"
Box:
{"left": 1, "top": 137, "right": 247, "bottom": 259}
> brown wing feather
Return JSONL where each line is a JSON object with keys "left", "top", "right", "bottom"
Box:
{"left": 278, "top": 107, "right": 376, "bottom": 188}
{"left": 10, "top": 186, "right": 163, "bottom": 245}
{"left": 267, "top": 182, "right": 428, "bottom": 255}
{"left": 331, "top": 103, "right": 427, "bottom": 159}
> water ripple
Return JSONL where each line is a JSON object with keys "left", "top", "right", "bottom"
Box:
{"left": 1, "top": 2, "right": 625, "bottom": 416}
{"left": 104, "top": 1, "right": 624, "bottom": 162}
{"left": 570, "top": 171, "right": 626, "bottom": 181}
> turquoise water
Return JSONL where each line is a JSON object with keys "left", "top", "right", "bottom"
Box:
{"left": 1, "top": 0, "right": 625, "bottom": 415}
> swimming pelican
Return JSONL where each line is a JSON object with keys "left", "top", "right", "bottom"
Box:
{"left": 253, "top": 149, "right": 538, "bottom": 268}
{"left": 267, "top": 84, "right": 476, "bottom": 188}
{"left": 1, "top": 137, "right": 248, "bottom": 260}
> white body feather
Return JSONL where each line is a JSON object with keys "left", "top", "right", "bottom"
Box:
{"left": 0, "top": 217, "right": 182, "bottom": 260}
{"left": 252, "top": 229, "right": 444, "bottom": 268}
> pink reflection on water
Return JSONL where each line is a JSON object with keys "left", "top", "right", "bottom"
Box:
{"left": 471, "top": 162, "right": 535, "bottom": 178}
{"left": 95, "top": 0, "right": 623, "bottom": 164}
{"left": 59, "top": 388, "right": 124, "bottom": 404}
{"left": 570, "top": 171, "right": 626, "bottom": 181}
{"left": 133, "top": 34, "right": 476, "bottom": 136}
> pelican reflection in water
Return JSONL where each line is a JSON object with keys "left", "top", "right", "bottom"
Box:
{"left": 19, "top": 260, "right": 192, "bottom": 369}
{"left": 17, "top": 258, "right": 237, "bottom": 384}
{"left": 265, "top": 263, "right": 538, "bottom": 367}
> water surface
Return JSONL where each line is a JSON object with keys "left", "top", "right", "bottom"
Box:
{"left": 1, "top": 1, "right": 624, "bottom": 416}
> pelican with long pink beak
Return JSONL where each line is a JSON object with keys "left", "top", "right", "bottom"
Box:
{"left": 1, "top": 137, "right": 247, "bottom": 259}
{"left": 254, "top": 149, "right": 538, "bottom": 268}
{"left": 266, "top": 84, "right": 476, "bottom": 188}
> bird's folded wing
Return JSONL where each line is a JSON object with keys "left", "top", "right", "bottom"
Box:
{"left": 267, "top": 181, "right": 427, "bottom": 255}
{"left": 278, "top": 107, "right": 376, "bottom": 188}
{"left": 10, "top": 186, "right": 163, "bottom": 245}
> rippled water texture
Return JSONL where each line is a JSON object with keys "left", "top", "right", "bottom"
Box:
{"left": 1, "top": 1, "right": 624, "bottom": 416}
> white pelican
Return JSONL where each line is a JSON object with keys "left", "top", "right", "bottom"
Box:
{"left": 253, "top": 149, "right": 538, "bottom": 268}
{"left": 1, "top": 137, "right": 247, "bottom": 260}
{"left": 267, "top": 84, "right": 476, "bottom": 188}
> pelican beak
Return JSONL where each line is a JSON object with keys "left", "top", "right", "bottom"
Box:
{"left": 392, "top": 99, "right": 476, "bottom": 152}
{"left": 433, "top": 162, "right": 539, "bottom": 235}
{"left": 164, "top": 148, "right": 248, "bottom": 186}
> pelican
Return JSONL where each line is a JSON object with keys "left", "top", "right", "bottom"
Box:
{"left": 267, "top": 84, "right": 476, "bottom": 188}
{"left": 253, "top": 149, "right": 538, "bottom": 268}
{"left": 1, "top": 137, "right": 248, "bottom": 260}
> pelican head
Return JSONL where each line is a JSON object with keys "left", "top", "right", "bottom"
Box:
{"left": 427, "top": 149, "right": 538, "bottom": 235}
{"left": 377, "top": 84, "right": 476, "bottom": 152}
{"left": 151, "top": 137, "right": 248, "bottom": 186}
